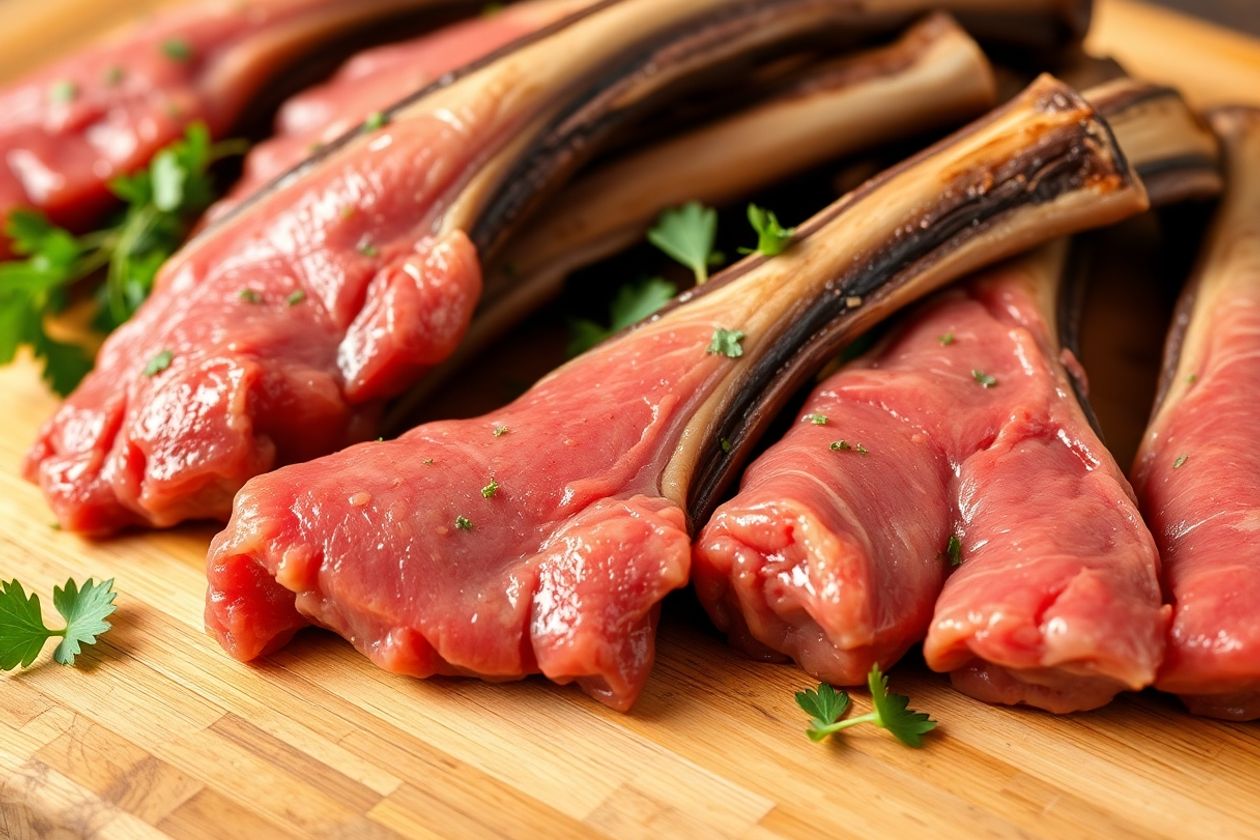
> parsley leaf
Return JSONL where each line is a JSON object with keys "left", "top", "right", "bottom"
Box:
{"left": 796, "top": 683, "right": 851, "bottom": 742}
{"left": 0, "top": 123, "right": 246, "bottom": 394}
{"left": 797, "top": 664, "right": 936, "bottom": 747}
{"left": 707, "top": 328, "right": 744, "bottom": 358}
{"left": 740, "top": 204, "right": 795, "bottom": 257}
{"left": 567, "top": 276, "right": 676, "bottom": 356}
{"left": 647, "top": 202, "right": 718, "bottom": 284}
{"left": 946, "top": 533, "right": 963, "bottom": 567}
{"left": 0, "top": 578, "right": 116, "bottom": 670}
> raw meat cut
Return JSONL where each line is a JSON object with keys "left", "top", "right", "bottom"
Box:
{"left": 693, "top": 79, "right": 1215, "bottom": 701}
{"left": 32, "top": 0, "right": 922, "bottom": 534}
{"left": 209, "top": 1, "right": 579, "bottom": 221}
{"left": 205, "top": 76, "right": 1146, "bottom": 709}
{"left": 0, "top": 0, "right": 459, "bottom": 252}
{"left": 1132, "top": 107, "right": 1260, "bottom": 721}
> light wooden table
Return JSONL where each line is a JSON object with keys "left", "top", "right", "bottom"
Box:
{"left": 1, "top": 3, "right": 1258, "bottom": 839}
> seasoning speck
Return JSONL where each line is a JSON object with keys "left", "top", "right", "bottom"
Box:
{"left": 481, "top": 479, "right": 500, "bottom": 499}
{"left": 239, "top": 288, "right": 261, "bottom": 304}
{"left": 349, "top": 491, "right": 371, "bottom": 507}
{"left": 50, "top": 80, "right": 78, "bottom": 103}
{"left": 972, "top": 369, "right": 998, "bottom": 388}
{"left": 143, "top": 349, "right": 174, "bottom": 377}
{"left": 492, "top": 425, "right": 510, "bottom": 437}
{"left": 286, "top": 290, "right": 307, "bottom": 306}
{"left": 364, "top": 111, "right": 388, "bottom": 131}
{"left": 455, "top": 515, "right": 473, "bottom": 531}
{"left": 806, "top": 413, "right": 828, "bottom": 426}
{"left": 830, "top": 440, "right": 851, "bottom": 451}
{"left": 1173, "top": 454, "right": 1189, "bottom": 469}
{"left": 939, "top": 332, "right": 955, "bottom": 346}
{"left": 161, "top": 38, "right": 193, "bottom": 62}
{"left": 845, "top": 296, "right": 862, "bottom": 309}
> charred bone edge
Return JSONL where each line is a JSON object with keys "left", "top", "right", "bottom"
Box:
{"left": 382, "top": 12, "right": 997, "bottom": 426}
{"left": 1054, "top": 79, "right": 1224, "bottom": 422}
{"left": 1149, "top": 106, "right": 1260, "bottom": 419}
{"left": 207, "top": 0, "right": 1093, "bottom": 247}
{"left": 675, "top": 74, "right": 1147, "bottom": 524}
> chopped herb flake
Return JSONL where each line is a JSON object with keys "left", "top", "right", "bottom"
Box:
{"left": 481, "top": 479, "right": 500, "bottom": 499}
{"left": 454, "top": 515, "right": 473, "bottom": 531}
{"left": 707, "top": 328, "right": 745, "bottom": 358}
{"left": 720, "top": 437, "right": 732, "bottom": 453}
{"left": 286, "top": 290, "right": 307, "bottom": 306}
{"left": 422, "top": 457, "right": 435, "bottom": 465}
{"left": 1173, "top": 454, "right": 1188, "bottom": 469}
{"left": 492, "top": 425, "right": 510, "bottom": 437}
{"left": 939, "top": 332, "right": 955, "bottom": 346}
{"left": 50, "top": 80, "right": 78, "bottom": 103}
{"left": 830, "top": 440, "right": 851, "bottom": 452}
{"left": 946, "top": 534, "right": 963, "bottom": 566}
{"left": 972, "top": 369, "right": 998, "bottom": 388}
{"left": 364, "top": 111, "right": 388, "bottom": 131}
{"left": 161, "top": 38, "right": 193, "bottom": 62}
{"left": 357, "top": 240, "right": 379, "bottom": 257}
{"left": 1187, "top": 373, "right": 1198, "bottom": 384}
{"left": 856, "top": 443, "right": 869, "bottom": 456}
{"left": 143, "top": 349, "right": 173, "bottom": 376}
{"left": 238, "top": 288, "right": 261, "bottom": 304}
{"left": 806, "top": 413, "right": 828, "bottom": 426}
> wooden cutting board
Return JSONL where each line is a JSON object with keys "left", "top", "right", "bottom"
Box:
{"left": 2, "top": 3, "right": 1259, "bottom": 838}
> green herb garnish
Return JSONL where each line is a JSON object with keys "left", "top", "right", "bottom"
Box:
{"left": 972, "top": 369, "right": 998, "bottom": 389}
{"left": 238, "top": 288, "right": 261, "bottom": 304}
{"left": 0, "top": 123, "right": 245, "bottom": 394}
{"left": 797, "top": 664, "right": 936, "bottom": 747}
{"left": 454, "top": 515, "right": 473, "bottom": 531}
{"left": 707, "top": 328, "right": 744, "bottom": 358}
{"left": 647, "top": 201, "right": 719, "bottom": 285}
{"left": 161, "top": 38, "right": 193, "bottom": 62}
{"left": 740, "top": 204, "right": 794, "bottom": 257}
{"left": 363, "top": 111, "right": 388, "bottom": 131}
{"left": 946, "top": 534, "right": 963, "bottom": 567}
{"left": 568, "top": 276, "right": 675, "bottom": 356}
{"left": 286, "top": 290, "right": 307, "bottom": 306}
{"left": 806, "top": 413, "right": 828, "bottom": 426}
{"left": 481, "top": 479, "right": 500, "bottom": 499}
{"left": 0, "top": 578, "right": 117, "bottom": 670}
{"left": 830, "top": 440, "right": 851, "bottom": 451}
{"left": 939, "top": 332, "right": 955, "bottom": 346}
{"left": 143, "top": 349, "right": 173, "bottom": 376}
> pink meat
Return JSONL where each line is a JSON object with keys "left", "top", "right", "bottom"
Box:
{"left": 922, "top": 262, "right": 1168, "bottom": 712}
{"left": 0, "top": 0, "right": 422, "bottom": 249}
{"left": 24, "top": 94, "right": 494, "bottom": 533}
{"left": 697, "top": 257, "right": 1167, "bottom": 710}
{"left": 1130, "top": 159, "right": 1260, "bottom": 718}
{"left": 210, "top": 3, "right": 567, "bottom": 220}
{"left": 207, "top": 316, "right": 730, "bottom": 709}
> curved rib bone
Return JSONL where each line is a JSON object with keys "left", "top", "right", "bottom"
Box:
{"left": 204, "top": 76, "right": 1145, "bottom": 711}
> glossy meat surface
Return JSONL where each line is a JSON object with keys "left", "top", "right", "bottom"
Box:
{"left": 1131, "top": 111, "right": 1260, "bottom": 721}
{"left": 0, "top": 0, "right": 418, "bottom": 245}
{"left": 25, "top": 99, "right": 490, "bottom": 532}
{"left": 698, "top": 256, "right": 1167, "bottom": 709}
{"left": 922, "top": 262, "right": 1167, "bottom": 712}
{"left": 212, "top": 2, "right": 565, "bottom": 219}
{"left": 208, "top": 316, "right": 730, "bottom": 709}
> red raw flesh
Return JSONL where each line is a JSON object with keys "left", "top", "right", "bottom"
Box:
{"left": 24, "top": 98, "right": 493, "bottom": 532}
{"left": 922, "top": 265, "right": 1167, "bottom": 712}
{"left": 1132, "top": 289, "right": 1260, "bottom": 721}
{"left": 207, "top": 317, "right": 730, "bottom": 709}
{"left": 0, "top": 0, "right": 406, "bottom": 249}
{"left": 698, "top": 259, "right": 1167, "bottom": 711}
{"left": 209, "top": 2, "right": 566, "bottom": 221}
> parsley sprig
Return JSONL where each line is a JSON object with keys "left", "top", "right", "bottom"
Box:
{"left": 0, "top": 123, "right": 246, "bottom": 394}
{"left": 796, "top": 665, "right": 937, "bottom": 747}
{"left": 0, "top": 578, "right": 117, "bottom": 670}
{"left": 741, "top": 204, "right": 795, "bottom": 256}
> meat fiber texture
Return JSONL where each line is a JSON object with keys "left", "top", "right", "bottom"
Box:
{"left": 1131, "top": 190, "right": 1260, "bottom": 717}
{"left": 0, "top": 0, "right": 402, "bottom": 252}
{"left": 206, "top": 315, "right": 733, "bottom": 710}
{"left": 696, "top": 257, "right": 1168, "bottom": 712}
{"left": 23, "top": 72, "right": 496, "bottom": 533}
{"left": 209, "top": 2, "right": 567, "bottom": 221}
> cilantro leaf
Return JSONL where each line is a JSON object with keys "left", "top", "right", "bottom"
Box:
{"left": 868, "top": 664, "right": 937, "bottom": 747}
{"left": 0, "top": 578, "right": 116, "bottom": 670}
{"left": 647, "top": 202, "right": 718, "bottom": 284}
{"left": 0, "top": 123, "right": 245, "bottom": 395}
{"left": 707, "top": 328, "right": 744, "bottom": 358}
{"left": 740, "top": 204, "right": 795, "bottom": 257}
{"left": 568, "top": 276, "right": 676, "bottom": 356}
{"left": 797, "top": 664, "right": 936, "bottom": 747}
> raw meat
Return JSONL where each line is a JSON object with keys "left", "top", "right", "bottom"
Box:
{"left": 0, "top": 0, "right": 451, "bottom": 250}
{"left": 205, "top": 76, "right": 1145, "bottom": 709}
{"left": 1132, "top": 107, "right": 1260, "bottom": 721}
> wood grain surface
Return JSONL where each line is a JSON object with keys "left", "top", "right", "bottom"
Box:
{"left": 2, "top": 3, "right": 1259, "bottom": 839}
